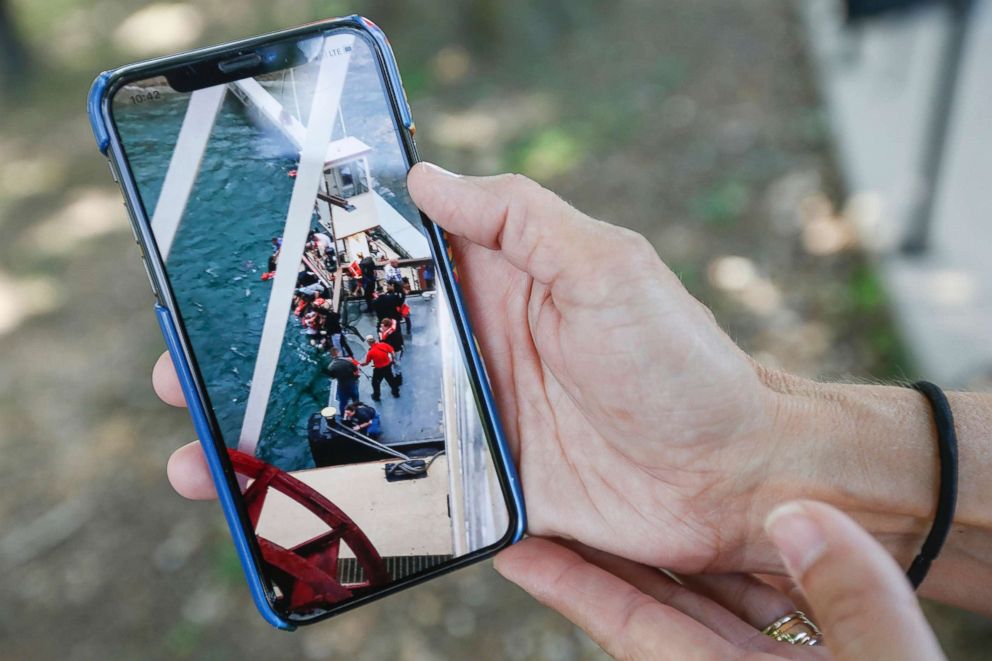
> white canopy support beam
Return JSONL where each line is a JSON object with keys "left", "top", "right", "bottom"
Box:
{"left": 229, "top": 82, "right": 371, "bottom": 166}
{"left": 238, "top": 34, "right": 355, "bottom": 454}
{"left": 150, "top": 84, "right": 226, "bottom": 261}
{"left": 230, "top": 77, "right": 308, "bottom": 150}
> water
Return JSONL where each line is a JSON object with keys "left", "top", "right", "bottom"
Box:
{"left": 114, "top": 40, "right": 426, "bottom": 471}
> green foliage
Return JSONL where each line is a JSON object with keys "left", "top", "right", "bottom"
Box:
{"left": 164, "top": 620, "right": 203, "bottom": 659}
{"left": 838, "top": 263, "right": 915, "bottom": 379}
{"left": 669, "top": 262, "right": 701, "bottom": 293}
{"left": 689, "top": 180, "right": 750, "bottom": 226}
{"left": 399, "top": 63, "right": 430, "bottom": 100}
{"left": 511, "top": 126, "right": 585, "bottom": 180}
{"left": 848, "top": 264, "right": 884, "bottom": 312}
{"left": 11, "top": 0, "right": 80, "bottom": 40}
{"left": 210, "top": 538, "right": 245, "bottom": 586}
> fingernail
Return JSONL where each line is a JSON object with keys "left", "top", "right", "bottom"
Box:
{"left": 418, "top": 162, "right": 460, "bottom": 178}
{"left": 765, "top": 502, "right": 827, "bottom": 577}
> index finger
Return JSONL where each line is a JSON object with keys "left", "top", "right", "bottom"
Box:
{"left": 407, "top": 164, "right": 606, "bottom": 287}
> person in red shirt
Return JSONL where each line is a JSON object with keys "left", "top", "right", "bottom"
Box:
{"left": 360, "top": 334, "right": 400, "bottom": 400}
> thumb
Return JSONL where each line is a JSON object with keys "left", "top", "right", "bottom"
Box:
{"left": 407, "top": 163, "right": 640, "bottom": 288}
{"left": 765, "top": 501, "right": 945, "bottom": 660}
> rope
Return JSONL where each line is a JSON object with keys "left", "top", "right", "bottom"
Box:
{"left": 329, "top": 422, "right": 410, "bottom": 461}
{"left": 386, "top": 450, "right": 446, "bottom": 478}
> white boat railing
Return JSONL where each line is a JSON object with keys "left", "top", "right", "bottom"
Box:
{"left": 150, "top": 84, "right": 226, "bottom": 260}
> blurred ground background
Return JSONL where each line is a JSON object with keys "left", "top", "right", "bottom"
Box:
{"left": 0, "top": 1, "right": 989, "bottom": 659}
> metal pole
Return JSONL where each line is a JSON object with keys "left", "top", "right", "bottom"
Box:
{"left": 901, "top": 0, "right": 974, "bottom": 254}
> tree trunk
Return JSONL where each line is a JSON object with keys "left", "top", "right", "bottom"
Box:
{"left": 0, "top": 0, "right": 30, "bottom": 84}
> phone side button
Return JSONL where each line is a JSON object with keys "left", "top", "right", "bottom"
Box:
{"left": 106, "top": 159, "right": 119, "bottom": 183}
{"left": 126, "top": 207, "right": 139, "bottom": 244}
{"left": 137, "top": 249, "right": 160, "bottom": 302}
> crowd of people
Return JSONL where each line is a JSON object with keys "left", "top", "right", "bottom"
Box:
{"left": 260, "top": 223, "right": 430, "bottom": 467}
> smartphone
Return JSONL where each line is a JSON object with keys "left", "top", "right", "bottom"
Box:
{"left": 87, "top": 15, "right": 525, "bottom": 629}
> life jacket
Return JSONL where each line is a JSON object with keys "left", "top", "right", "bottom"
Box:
{"left": 380, "top": 320, "right": 403, "bottom": 351}
{"left": 379, "top": 318, "right": 397, "bottom": 339}
{"left": 348, "top": 261, "right": 362, "bottom": 278}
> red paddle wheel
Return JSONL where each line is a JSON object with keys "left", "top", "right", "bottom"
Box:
{"left": 228, "top": 450, "right": 391, "bottom": 612}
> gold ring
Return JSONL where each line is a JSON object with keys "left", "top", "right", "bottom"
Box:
{"left": 761, "top": 610, "right": 822, "bottom": 646}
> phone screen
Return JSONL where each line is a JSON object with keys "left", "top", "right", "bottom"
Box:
{"left": 109, "top": 29, "right": 512, "bottom": 618}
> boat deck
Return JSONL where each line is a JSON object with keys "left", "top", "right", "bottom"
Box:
{"left": 340, "top": 294, "right": 444, "bottom": 447}
{"left": 255, "top": 455, "right": 453, "bottom": 559}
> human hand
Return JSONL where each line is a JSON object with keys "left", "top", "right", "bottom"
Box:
{"left": 495, "top": 500, "right": 945, "bottom": 660}
{"left": 156, "top": 164, "right": 806, "bottom": 574}
{"left": 155, "top": 164, "right": 992, "bottom": 617}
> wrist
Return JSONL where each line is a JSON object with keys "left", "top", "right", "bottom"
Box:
{"left": 748, "top": 374, "right": 935, "bottom": 570}
{"left": 728, "top": 368, "right": 992, "bottom": 615}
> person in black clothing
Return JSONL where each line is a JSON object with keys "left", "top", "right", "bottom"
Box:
{"left": 297, "top": 269, "right": 319, "bottom": 288}
{"left": 318, "top": 305, "right": 352, "bottom": 357}
{"left": 343, "top": 401, "right": 381, "bottom": 438}
{"left": 324, "top": 356, "right": 361, "bottom": 413}
{"left": 372, "top": 285, "right": 402, "bottom": 325}
{"left": 360, "top": 253, "right": 377, "bottom": 311}
{"left": 379, "top": 317, "right": 404, "bottom": 384}
{"left": 393, "top": 282, "right": 411, "bottom": 335}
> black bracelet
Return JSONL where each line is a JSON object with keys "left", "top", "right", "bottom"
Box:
{"left": 905, "top": 381, "right": 959, "bottom": 590}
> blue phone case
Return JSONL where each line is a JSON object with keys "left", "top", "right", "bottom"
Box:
{"left": 88, "top": 14, "right": 525, "bottom": 630}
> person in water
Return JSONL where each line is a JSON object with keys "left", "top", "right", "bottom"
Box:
{"left": 261, "top": 237, "right": 282, "bottom": 280}
{"left": 313, "top": 298, "right": 349, "bottom": 357}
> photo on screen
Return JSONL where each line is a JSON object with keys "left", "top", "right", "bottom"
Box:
{"left": 111, "top": 29, "right": 511, "bottom": 616}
